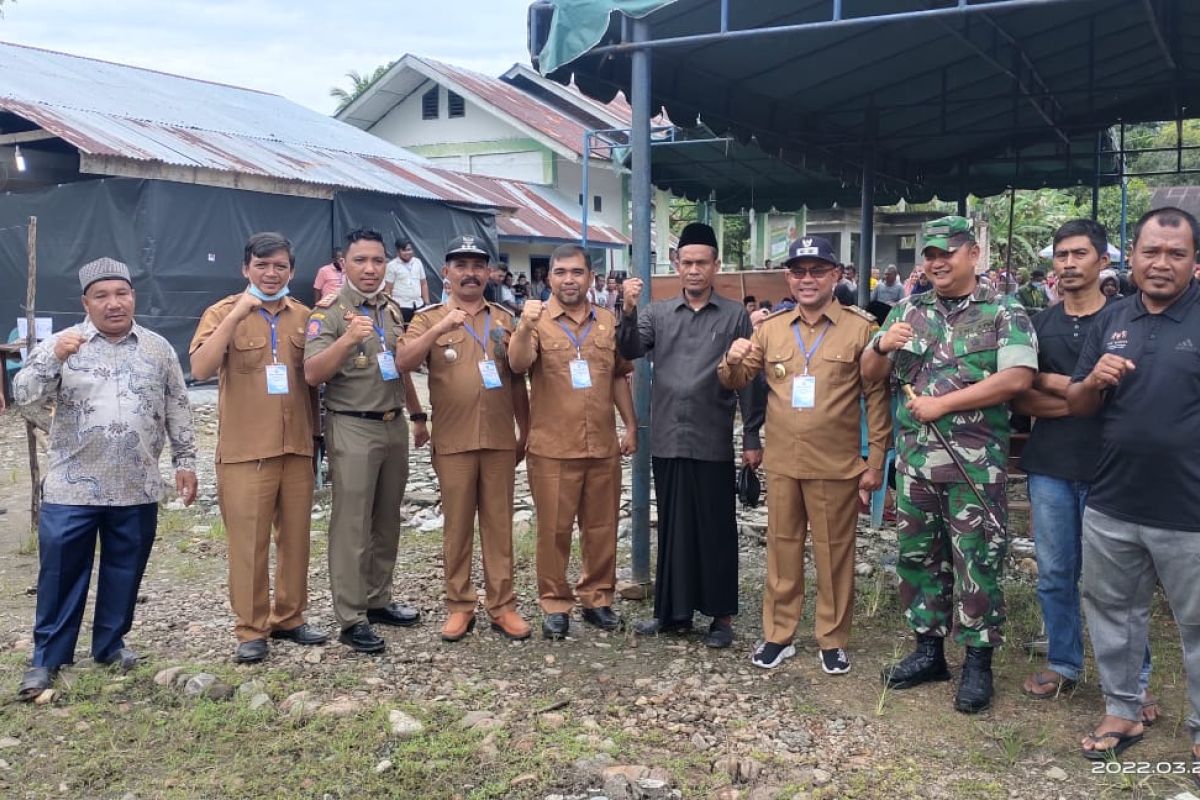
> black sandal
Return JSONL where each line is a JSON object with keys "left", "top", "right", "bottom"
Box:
{"left": 1081, "top": 730, "right": 1143, "bottom": 761}
{"left": 17, "top": 667, "right": 54, "bottom": 702}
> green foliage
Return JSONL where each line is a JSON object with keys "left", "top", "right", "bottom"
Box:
{"left": 329, "top": 62, "right": 396, "bottom": 113}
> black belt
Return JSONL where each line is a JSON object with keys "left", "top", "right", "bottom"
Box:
{"left": 329, "top": 409, "right": 404, "bottom": 422}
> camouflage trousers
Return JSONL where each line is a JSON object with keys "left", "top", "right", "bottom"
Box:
{"left": 895, "top": 473, "right": 1008, "bottom": 648}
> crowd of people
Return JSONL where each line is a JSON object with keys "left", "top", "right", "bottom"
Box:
{"left": 8, "top": 206, "right": 1200, "bottom": 777}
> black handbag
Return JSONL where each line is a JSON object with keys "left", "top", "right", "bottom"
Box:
{"left": 736, "top": 464, "right": 761, "bottom": 508}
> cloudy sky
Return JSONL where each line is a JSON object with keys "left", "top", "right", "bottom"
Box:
{"left": 0, "top": 0, "right": 535, "bottom": 113}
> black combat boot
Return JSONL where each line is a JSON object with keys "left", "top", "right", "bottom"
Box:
{"left": 954, "top": 646, "right": 994, "bottom": 713}
{"left": 880, "top": 634, "right": 951, "bottom": 689}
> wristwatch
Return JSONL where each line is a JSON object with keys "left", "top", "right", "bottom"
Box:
{"left": 871, "top": 336, "right": 887, "bottom": 356}
{"left": 409, "top": 412, "right": 428, "bottom": 423}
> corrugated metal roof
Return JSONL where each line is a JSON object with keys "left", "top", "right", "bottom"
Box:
{"left": 0, "top": 40, "right": 496, "bottom": 204}
{"left": 1151, "top": 186, "right": 1200, "bottom": 219}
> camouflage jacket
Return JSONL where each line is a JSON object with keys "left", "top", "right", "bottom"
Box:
{"left": 874, "top": 282, "right": 1038, "bottom": 484}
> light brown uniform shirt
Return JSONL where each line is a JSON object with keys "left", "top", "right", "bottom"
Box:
{"left": 303, "top": 283, "right": 407, "bottom": 414}
{"left": 523, "top": 298, "right": 632, "bottom": 459}
{"left": 190, "top": 294, "right": 314, "bottom": 464}
{"left": 719, "top": 301, "right": 892, "bottom": 480}
{"left": 402, "top": 299, "right": 519, "bottom": 456}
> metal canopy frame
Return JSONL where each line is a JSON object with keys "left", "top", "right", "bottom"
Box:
{"left": 533, "top": 0, "right": 1198, "bottom": 587}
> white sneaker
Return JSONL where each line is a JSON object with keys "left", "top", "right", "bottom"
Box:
{"left": 751, "top": 641, "right": 796, "bottom": 669}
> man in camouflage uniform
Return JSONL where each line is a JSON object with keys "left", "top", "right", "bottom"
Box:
{"left": 861, "top": 216, "right": 1037, "bottom": 713}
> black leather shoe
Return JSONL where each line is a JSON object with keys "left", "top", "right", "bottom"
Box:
{"left": 270, "top": 624, "right": 329, "bottom": 645}
{"left": 581, "top": 606, "right": 623, "bottom": 631}
{"left": 367, "top": 603, "right": 421, "bottom": 627}
{"left": 954, "top": 646, "right": 994, "bottom": 714}
{"left": 234, "top": 638, "right": 268, "bottom": 664}
{"left": 98, "top": 647, "right": 139, "bottom": 672}
{"left": 881, "top": 634, "right": 952, "bottom": 689}
{"left": 542, "top": 612, "right": 570, "bottom": 640}
{"left": 17, "top": 666, "right": 55, "bottom": 701}
{"left": 339, "top": 622, "right": 385, "bottom": 653}
{"left": 633, "top": 617, "right": 693, "bottom": 636}
{"left": 703, "top": 619, "right": 734, "bottom": 649}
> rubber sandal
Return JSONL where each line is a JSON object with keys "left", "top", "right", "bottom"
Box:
{"left": 1141, "top": 700, "right": 1160, "bottom": 727}
{"left": 1022, "top": 670, "right": 1077, "bottom": 700}
{"left": 1081, "top": 730, "right": 1143, "bottom": 761}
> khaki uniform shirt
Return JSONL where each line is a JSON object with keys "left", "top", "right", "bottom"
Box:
{"left": 190, "top": 295, "right": 314, "bottom": 464}
{"left": 402, "top": 299, "right": 519, "bottom": 456}
{"left": 522, "top": 298, "right": 632, "bottom": 459}
{"left": 303, "top": 284, "right": 407, "bottom": 414}
{"left": 719, "top": 302, "right": 892, "bottom": 480}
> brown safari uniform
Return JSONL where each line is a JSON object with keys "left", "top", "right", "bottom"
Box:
{"left": 190, "top": 295, "right": 316, "bottom": 643}
{"left": 303, "top": 284, "right": 410, "bottom": 629}
{"left": 719, "top": 302, "right": 891, "bottom": 648}
{"left": 522, "top": 298, "right": 632, "bottom": 613}
{"left": 402, "top": 299, "right": 521, "bottom": 619}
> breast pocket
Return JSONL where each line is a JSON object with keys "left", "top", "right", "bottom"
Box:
{"left": 582, "top": 331, "right": 616, "bottom": 376}
{"left": 957, "top": 330, "right": 998, "bottom": 384}
{"left": 434, "top": 331, "right": 467, "bottom": 367}
{"left": 821, "top": 349, "right": 860, "bottom": 384}
{"left": 232, "top": 335, "right": 268, "bottom": 372}
{"left": 765, "top": 346, "right": 798, "bottom": 386}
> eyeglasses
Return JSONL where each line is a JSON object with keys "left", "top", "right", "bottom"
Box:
{"left": 787, "top": 266, "right": 837, "bottom": 278}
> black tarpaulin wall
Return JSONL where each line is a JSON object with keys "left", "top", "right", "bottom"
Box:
{"left": 332, "top": 191, "right": 497, "bottom": 302}
{"left": 0, "top": 178, "right": 495, "bottom": 378}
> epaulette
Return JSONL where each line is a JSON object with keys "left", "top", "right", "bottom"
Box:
{"left": 760, "top": 307, "right": 793, "bottom": 323}
{"left": 844, "top": 304, "right": 878, "bottom": 324}
{"left": 416, "top": 302, "right": 444, "bottom": 315}
{"left": 486, "top": 301, "right": 518, "bottom": 319}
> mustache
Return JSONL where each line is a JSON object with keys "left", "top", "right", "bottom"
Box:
{"left": 460, "top": 277, "right": 481, "bottom": 286}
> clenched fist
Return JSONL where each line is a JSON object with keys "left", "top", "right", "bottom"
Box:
{"left": 521, "top": 299, "right": 544, "bottom": 326}
{"left": 725, "top": 337, "right": 760, "bottom": 366}
{"left": 53, "top": 331, "right": 86, "bottom": 361}
{"left": 343, "top": 314, "right": 375, "bottom": 345}
{"left": 433, "top": 308, "right": 469, "bottom": 336}
{"left": 621, "top": 278, "right": 644, "bottom": 313}
{"left": 232, "top": 290, "right": 263, "bottom": 321}
{"left": 1084, "top": 353, "right": 1136, "bottom": 390}
{"left": 877, "top": 322, "right": 915, "bottom": 354}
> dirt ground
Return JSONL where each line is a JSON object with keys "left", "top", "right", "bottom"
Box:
{"left": 0, "top": 387, "right": 1195, "bottom": 800}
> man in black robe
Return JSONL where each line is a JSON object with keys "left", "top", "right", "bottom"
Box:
{"left": 616, "top": 222, "right": 763, "bottom": 647}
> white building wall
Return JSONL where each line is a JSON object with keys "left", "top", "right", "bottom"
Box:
{"left": 370, "top": 83, "right": 527, "bottom": 146}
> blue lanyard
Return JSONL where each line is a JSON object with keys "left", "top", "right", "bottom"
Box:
{"left": 791, "top": 320, "right": 831, "bottom": 375}
{"left": 462, "top": 311, "right": 492, "bottom": 358}
{"left": 258, "top": 308, "right": 281, "bottom": 363}
{"left": 557, "top": 313, "right": 594, "bottom": 357}
{"left": 358, "top": 303, "right": 389, "bottom": 352}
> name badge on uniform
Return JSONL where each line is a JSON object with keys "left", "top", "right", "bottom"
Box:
{"left": 377, "top": 352, "right": 399, "bottom": 381}
{"left": 265, "top": 363, "right": 290, "bottom": 395}
{"left": 479, "top": 359, "right": 503, "bottom": 390}
{"left": 792, "top": 375, "right": 816, "bottom": 409}
{"left": 570, "top": 358, "right": 593, "bottom": 389}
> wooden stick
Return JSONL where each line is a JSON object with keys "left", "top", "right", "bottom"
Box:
{"left": 25, "top": 216, "right": 40, "bottom": 533}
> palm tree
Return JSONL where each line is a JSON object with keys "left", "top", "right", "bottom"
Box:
{"left": 329, "top": 62, "right": 395, "bottom": 113}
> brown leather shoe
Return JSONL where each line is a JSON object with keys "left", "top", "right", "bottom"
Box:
{"left": 490, "top": 610, "right": 532, "bottom": 641}
{"left": 440, "top": 612, "right": 476, "bottom": 642}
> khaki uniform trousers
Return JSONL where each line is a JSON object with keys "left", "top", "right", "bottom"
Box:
{"left": 763, "top": 471, "right": 859, "bottom": 648}
{"left": 527, "top": 453, "right": 620, "bottom": 614}
{"left": 432, "top": 449, "right": 517, "bottom": 617}
{"left": 325, "top": 413, "right": 409, "bottom": 628}
{"left": 216, "top": 454, "right": 314, "bottom": 642}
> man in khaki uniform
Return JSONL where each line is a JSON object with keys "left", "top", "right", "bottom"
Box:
{"left": 191, "top": 233, "right": 327, "bottom": 663}
{"left": 720, "top": 235, "right": 890, "bottom": 674}
{"left": 304, "top": 228, "right": 427, "bottom": 654}
{"left": 508, "top": 244, "right": 637, "bottom": 640}
{"left": 397, "top": 235, "right": 532, "bottom": 642}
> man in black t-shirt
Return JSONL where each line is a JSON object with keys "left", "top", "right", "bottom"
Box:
{"left": 1014, "top": 220, "right": 1154, "bottom": 714}
{"left": 1069, "top": 207, "right": 1200, "bottom": 762}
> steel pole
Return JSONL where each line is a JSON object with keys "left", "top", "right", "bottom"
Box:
{"left": 630, "top": 17, "right": 653, "bottom": 586}
{"left": 582, "top": 132, "right": 591, "bottom": 252}
{"left": 858, "top": 126, "right": 875, "bottom": 307}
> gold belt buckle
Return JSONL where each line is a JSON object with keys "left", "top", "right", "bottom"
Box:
{"left": 381, "top": 410, "right": 396, "bottom": 422}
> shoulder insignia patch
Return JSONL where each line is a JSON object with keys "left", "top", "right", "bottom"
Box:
{"left": 845, "top": 305, "right": 877, "bottom": 324}
{"left": 310, "top": 312, "right": 326, "bottom": 321}
{"left": 306, "top": 318, "right": 323, "bottom": 340}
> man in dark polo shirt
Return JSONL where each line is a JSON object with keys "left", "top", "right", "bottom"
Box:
{"left": 1015, "top": 220, "right": 1152, "bottom": 714}
{"left": 1069, "top": 206, "right": 1200, "bottom": 761}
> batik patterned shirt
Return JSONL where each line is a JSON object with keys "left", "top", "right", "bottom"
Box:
{"left": 13, "top": 320, "right": 196, "bottom": 506}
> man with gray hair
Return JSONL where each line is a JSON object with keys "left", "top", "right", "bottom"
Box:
{"left": 13, "top": 258, "right": 197, "bottom": 700}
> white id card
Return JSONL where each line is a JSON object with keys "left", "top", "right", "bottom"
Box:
{"left": 266, "top": 363, "right": 290, "bottom": 395}
{"left": 377, "top": 352, "right": 399, "bottom": 381}
{"left": 479, "top": 359, "right": 503, "bottom": 390}
{"left": 791, "top": 375, "right": 816, "bottom": 409}
{"left": 569, "top": 358, "right": 593, "bottom": 389}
